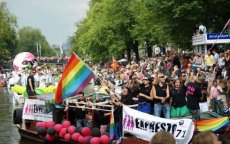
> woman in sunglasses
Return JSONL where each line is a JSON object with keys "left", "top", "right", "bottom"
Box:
{"left": 152, "top": 73, "right": 170, "bottom": 118}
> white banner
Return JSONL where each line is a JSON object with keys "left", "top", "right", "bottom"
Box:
{"left": 22, "top": 99, "right": 53, "bottom": 122}
{"left": 123, "top": 106, "right": 195, "bottom": 144}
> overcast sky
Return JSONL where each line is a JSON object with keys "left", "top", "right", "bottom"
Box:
{"left": 6, "top": 0, "right": 90, "bottom": 45}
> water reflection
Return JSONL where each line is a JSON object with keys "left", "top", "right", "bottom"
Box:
{"left": 0, "top": 87, "right": 26, "bottom": 144}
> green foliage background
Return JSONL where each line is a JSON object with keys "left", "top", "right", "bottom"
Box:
{"left": 70, "top": 0, "right": 230, "bottom": 62}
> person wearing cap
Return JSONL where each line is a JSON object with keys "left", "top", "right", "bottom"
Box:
{"left": 134, "top": 76, "right": 153, "bottom": 113}
{"left": 152, "top": 73, "right": 170, "bottom": 118}
{"left": 186, "top": 76, "right": 205, "bottom": 120}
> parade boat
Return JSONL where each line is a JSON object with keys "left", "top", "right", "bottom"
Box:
{"left": 12, "top": 93, "right": 230, "bottom": 144}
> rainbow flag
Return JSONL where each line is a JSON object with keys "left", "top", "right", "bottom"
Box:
{"left": 196, "top": 117, "right": 229, "bottom": 131}
{"left": 54, "top": 53, "right": 95, "bottom": 103}
{"left": 109, "top": 111, "right": 115, "bottom": 140}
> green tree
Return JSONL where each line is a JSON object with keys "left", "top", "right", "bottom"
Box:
{"left": 0, "top": 2, "right": 17, "bottom": 60}
{"left": 17, "top": 26, "right": 57, "bottom": 56}
{"left": 71, "top": 0, "right": 230, "bottom": 62}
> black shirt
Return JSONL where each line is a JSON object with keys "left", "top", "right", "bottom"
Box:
{"left": 200, "top": 82, "right": 208, "bottom": 103}
{"left": 138, "top": 84, "right": 151, "bottom": 103}
{"left": 186, "top": 82, "right": 202, "bottom": 110}
{"left": 170, "top": 85, "right": 187, "bottom": 107}
{"left": 70, "top": 99, "right": 86, "bottom": 120}
{"left": 26, "top": 75, "right": 35, "bottom": 91}
{"left": 154, "top": 83, "right": 169, "bottom": 103}
{"left": 120, "top": 94, "right": 133, "bottom": 105}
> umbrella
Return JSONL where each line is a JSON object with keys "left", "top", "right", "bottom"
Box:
{"left": 117, "top": 59, "right": 127, "bottom": 63}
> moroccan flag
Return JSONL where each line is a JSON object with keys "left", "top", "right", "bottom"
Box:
{"left": 109, "top": 111, "right": 115, "bottom": 140}
{"left": 54, "top": 53, "right": 95, "bottom": 103}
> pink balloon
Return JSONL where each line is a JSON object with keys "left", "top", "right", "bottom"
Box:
{"left": 47, "top": 121, "right": 56, "bottom": 128}
{"left": 72, "top": 133, "right": 81, "bottom": 142}
{"left": 54, "top": 124, "right": 63, "bottom": 133}
{"left": 46, "top": 134, "right": 56, "bottom": 141}
{"left": 81, "top": 127, "right": 91, "bottom": 136}
{"left": 68, "top": 126, "right": 76, "bottom": 135}
{"left": 64, "top": 133, "right": 71, "bottom": 142}
{"left": 78, "top": 135, "right": 85, "bottom": 144}
{"left": 60, "top": 128, "right": 67, "bottom": 138}
{"left": 100, "top": 135, "right": 110, "bottom": 144}
{"left": 90, "top": 137, "right": 101, "bottom": 144}
{"left": 36, "top": 122, "right": 43, "bottom": 127}
{"left": 62, "top": 120, "right": 71, "bottom": 128}
{"left": 40, "top": 122, "right": 47, "bottom": 129}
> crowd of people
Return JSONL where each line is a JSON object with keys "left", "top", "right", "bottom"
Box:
{"left": 91, "top": 49, "right": 230, "bottom": 121}
{"left": 0, "top": 64, "right": 63, "bottom": 96}
{"left": 1, "top": 48, "right": 230, "bottom": 143}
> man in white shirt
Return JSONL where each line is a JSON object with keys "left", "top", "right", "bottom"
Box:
{"left": 199, "top": 22, "right": 206, "bottom": 34}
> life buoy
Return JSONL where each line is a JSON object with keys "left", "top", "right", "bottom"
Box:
{"left": 13, "top": 108, "right": 22, "bottom": 124}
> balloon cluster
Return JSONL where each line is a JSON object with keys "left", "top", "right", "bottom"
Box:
{"left": 35, "top": 85, "right": 56, "bottom": 94}
{"left": 36, "top": 120, "right": 114, "bottom": 144}
{"left": 11, "top": 85, "right": 26, "bottom": 94}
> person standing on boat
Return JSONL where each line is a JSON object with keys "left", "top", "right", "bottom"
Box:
{"left": 26, "top": 70, "right": 36, "bottom": 98}
{"left": 75, "top": 92, "right": 87, "bottom": 128}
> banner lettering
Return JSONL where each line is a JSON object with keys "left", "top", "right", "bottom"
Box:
{"left": 22, "top": 99, "right": 53, "bottom": 122}
{"left": 123, "top": 106, "right": 194, "bottom": 144}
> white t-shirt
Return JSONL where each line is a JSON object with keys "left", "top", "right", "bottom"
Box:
{"left": 199, "top": 25, "right": 206, "bottom": 34}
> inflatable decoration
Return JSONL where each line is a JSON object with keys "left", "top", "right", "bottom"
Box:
{"left": 64, "top": 133, "right": 71, "bottom": 142}
{"left": 90, "top": 137, "right": 101, "bottom": 144}
{"left": 62, "top": 120, "right": 71, "bottom": 128}
{"left": 10, "top": 85, "right": 26, "bottom": 95}
{"left": 81, "top": 127, "right": 91, "bottom": 136}
{"left": 13, "top": 52, "right": 37, "bottom": 72}
{"left": 72, "top": 133, "right": 81, "bottom": 142}
{"left": 100, "top": 135, "right": 110, "bottom": 144}
{"left": 35, "top": 85, "right": 56, "bottom": 94}
{"left": 68, "top": 126, "right": 76, "bottom": 135}
{"left": 54, "top": 124, "right": 63, "bottom": 133}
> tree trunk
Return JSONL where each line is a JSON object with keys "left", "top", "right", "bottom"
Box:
{"left": 146, "top": 41, "right": 152, "bottom": 57}
{"left": 133, "top": 40, "right": 139, "bottom": 62}
{"left": 126, "top": 42, "right": 131, "bottom": 61}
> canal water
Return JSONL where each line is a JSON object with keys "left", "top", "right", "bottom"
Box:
{"left": 0, "top": 87, "right": 30, "bottom": 144}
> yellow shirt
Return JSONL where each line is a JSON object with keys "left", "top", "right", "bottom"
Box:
{"left": 205, "top": 55, "right": 214, "bottom": 66}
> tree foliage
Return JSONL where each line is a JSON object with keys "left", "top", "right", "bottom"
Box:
{"left": 60, "top": 0, "right": 230, "bottom": 62}
{"left": 17, "top": 26, "right": 57, "bottom": 56}
{"left": 0, "top": 2, "right": 17, "bottom": 60}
